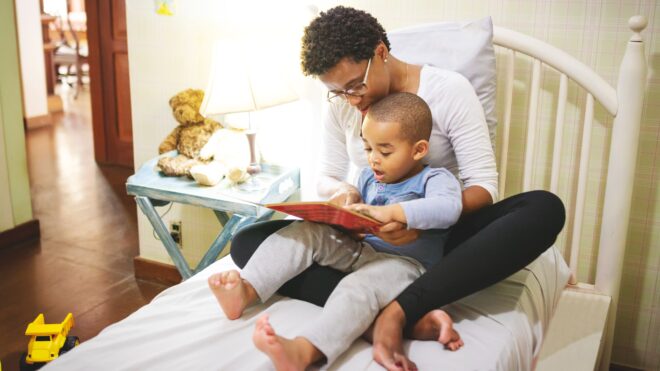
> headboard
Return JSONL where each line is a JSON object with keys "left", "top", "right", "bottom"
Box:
{"left": 491, "top": 16, "right": 648, "bottom": 370}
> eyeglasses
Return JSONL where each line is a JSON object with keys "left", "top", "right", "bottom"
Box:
{"left": 327, "top": 58, "right": 372, "bottom": 102}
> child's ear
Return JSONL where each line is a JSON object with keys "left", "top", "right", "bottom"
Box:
{"left": 412, "top": 140, "right": 429, "bottom": 161}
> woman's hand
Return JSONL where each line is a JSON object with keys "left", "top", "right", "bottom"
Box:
{"left": 329, "top": 183, "right": 362, "bottom": 206}
{"left": 374, "top": 222, "right": 420, "bottom": 246}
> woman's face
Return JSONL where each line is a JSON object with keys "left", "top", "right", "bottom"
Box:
{"left": 319, "top": 54, "right": 389, "bottom": 116}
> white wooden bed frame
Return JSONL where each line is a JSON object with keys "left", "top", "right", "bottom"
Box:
{"left": 492, "top": 16, "right": 648, "bottom": 371}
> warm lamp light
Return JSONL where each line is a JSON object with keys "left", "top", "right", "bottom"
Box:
{"left": 200, "top": 39, "right": 299, "bottom": 174}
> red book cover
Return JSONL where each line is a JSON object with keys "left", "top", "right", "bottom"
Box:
{"left": 265, "top": 202, "right": 382, "bottom": 233}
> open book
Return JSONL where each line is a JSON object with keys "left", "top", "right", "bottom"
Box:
{"left": 265, "top": 201, "right": 382, "bottom": 233}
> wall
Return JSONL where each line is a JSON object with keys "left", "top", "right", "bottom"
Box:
{"left": 0, "top": 96, "right": 15, "bottom": 232}
{"left": 14, "top": 0, "right": 49, "bottom": 120}
{"left": 126, "top": 1, "right": 659, "bottom": 369}
{"left": 0, "top": 0, "right": 35, "bottom": 231}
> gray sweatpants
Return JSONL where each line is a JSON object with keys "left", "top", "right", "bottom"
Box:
{"left": 240, "top": 221, "right": 425, "bottom": 365}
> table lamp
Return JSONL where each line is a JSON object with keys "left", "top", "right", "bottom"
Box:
{"left": 200, "top": 39, "right": 299, "bottom": 175}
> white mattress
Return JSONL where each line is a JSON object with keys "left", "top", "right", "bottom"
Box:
{"left": 44, "top": 246, "right": 570, "bottom": 371}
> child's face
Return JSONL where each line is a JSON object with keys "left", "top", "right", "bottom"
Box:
{"left": 361, "top": 118, "right": 426, "bottom": 184}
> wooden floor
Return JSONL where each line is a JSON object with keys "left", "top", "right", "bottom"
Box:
{"left": 0, "top": 87, "right": 170, "bottom": 370}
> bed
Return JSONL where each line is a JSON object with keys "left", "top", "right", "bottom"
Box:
{"left": 43, "top": 15, "right": 648, "bottom": 371}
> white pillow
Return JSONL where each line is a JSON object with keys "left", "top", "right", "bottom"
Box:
{"left": 388, "top": 17, "right": 497, "bottom": 145}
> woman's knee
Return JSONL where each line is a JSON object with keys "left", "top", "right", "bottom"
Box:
{"left": 230, "top": 219, "right": 294, "bottom": 268}
{"left": 229, "top": 224, "right": 259, "bottom": 268}
{"left": 525, "top": 190, "right": 566, "bottom": 237}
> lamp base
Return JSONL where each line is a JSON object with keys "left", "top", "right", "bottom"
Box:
{"left": 246, "top": 131, "right": 261, "bottom": 174}
{"left": 247, "top": 163, "right": 261, "bottom": 175}
{"left": 241, "top": 130, "right": 265, "bottom": 190}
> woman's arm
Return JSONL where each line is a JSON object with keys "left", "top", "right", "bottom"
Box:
{"left": 443, "top": 73, "right": 499, "bottom": 203}
{"left": 461, "top": 185, "right": 493, "bottom": 215}
{"left": 316, "top": 102, "right": 365, "bottom": 206}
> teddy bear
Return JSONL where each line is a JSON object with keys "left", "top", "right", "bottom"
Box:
{"left": 157, "top": 88, "right": 251, "bottom": 186}
{"left": 156, "top": 88, "right": 222, "bottom": 177}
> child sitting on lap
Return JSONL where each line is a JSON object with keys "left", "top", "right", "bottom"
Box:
{"left": 208, "top": 92, "right": 463, "bottom": 370}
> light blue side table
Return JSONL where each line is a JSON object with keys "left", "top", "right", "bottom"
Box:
{"left": 126, "top": 154, "right": 300, "bottom": 280}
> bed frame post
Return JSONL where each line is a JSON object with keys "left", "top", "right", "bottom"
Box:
{"left": 595, "top": 16, "right": 647, "bottom": 371}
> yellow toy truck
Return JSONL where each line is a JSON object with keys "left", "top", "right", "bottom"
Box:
{"left": 20, "top": 313, "right": 79, "bottom": 370}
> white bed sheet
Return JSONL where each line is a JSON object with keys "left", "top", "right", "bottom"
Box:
{"left": 44, "top": 246, "right": 570, "bottom": 371}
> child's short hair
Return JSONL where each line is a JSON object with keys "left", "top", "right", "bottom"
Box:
{"left": 366, "top": 92, "right": 432, "bottom": 142}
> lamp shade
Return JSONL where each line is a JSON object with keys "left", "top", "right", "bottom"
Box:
{"left": 200, "top": 39, "right": 299, "bottom": 116}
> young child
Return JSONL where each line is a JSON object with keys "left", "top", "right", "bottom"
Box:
{"left": 208, "top": 92, "right": 464, "bottom": 370}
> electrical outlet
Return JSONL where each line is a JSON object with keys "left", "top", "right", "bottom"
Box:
{"left": 170, "top": 221, "right": 182, "bottom": 248}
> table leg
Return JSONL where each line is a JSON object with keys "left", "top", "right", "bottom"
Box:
{"left": 195, "top": 215, "right": 256, "bottom": 274}
{"left": 135, "top": 196, "right": 194, "bottom": 279}
{"left": 213, "top": 210, "right": 229, "bottom": 226}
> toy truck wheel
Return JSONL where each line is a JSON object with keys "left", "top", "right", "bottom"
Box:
{"left": 61, "top": 336, "right": 79, "bottom": 354}
{"left": 19, "top": 352, "right": 41, "bottom": 371}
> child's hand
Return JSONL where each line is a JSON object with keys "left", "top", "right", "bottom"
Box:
{"left": 346, "top": 203, "right": 394, "bottom": 224}
{"left": 347, "top": 231, "right": 367, "bottom": 241}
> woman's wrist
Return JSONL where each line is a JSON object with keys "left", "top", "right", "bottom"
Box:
{"left": 318, "top": 176, "right": 355, "bottom": 199}
{"left": 337, "top": 182, "right": 357, "bottom": 194}
{"left": 327, "top": 182, "right": 361, "bottom": 206}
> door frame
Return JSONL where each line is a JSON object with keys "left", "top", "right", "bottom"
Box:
{"left": 85, "top": 0, "right": 106, "bottom": 164}
{"left": 85, "top": 0, "right": 133, "bottom": 168}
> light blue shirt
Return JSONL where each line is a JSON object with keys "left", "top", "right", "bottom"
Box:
{"left": 357, "top": 166, "right": 462, "bottom": 269}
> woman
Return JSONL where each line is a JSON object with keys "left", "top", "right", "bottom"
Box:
{"left": 231, "top": 6, "right": 565, "bottom": 370}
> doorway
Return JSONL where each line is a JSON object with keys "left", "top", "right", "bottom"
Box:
{"left": 41, "top": 0, "right": 133, "bottom": 168}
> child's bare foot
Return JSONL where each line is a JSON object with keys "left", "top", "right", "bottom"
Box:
{"left": 410, "top": 309, "right": 463, "bottom": 351}
{"left": 253, "top": 315, "right": 319, "bottom": 371}
{"left": 207, "top": 270, "right": 256, "bottom": 320}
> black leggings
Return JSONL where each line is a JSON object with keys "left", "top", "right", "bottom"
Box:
{"left": 231, "top": 190, "right": 565, "bottom": 331}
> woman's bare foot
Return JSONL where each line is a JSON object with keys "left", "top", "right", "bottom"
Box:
{"left": 207, "top": 270, "right": 257, "bottom": 320}
{"left": 372, "top": 302, "right": 418, "bottom": 371}
{"left": 410, "top": 309, "right": 464, "bottom": 351}
{"left": 253, "top": 315, "right": 320, "bottom": 371}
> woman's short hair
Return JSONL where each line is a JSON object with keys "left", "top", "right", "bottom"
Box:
{"left": 366, "top": 92, "right": 433, "bottom": 142}
{"left": 301, "top": 6, "right": 390, "bottom": 76}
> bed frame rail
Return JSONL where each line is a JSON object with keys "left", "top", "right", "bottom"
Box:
{"left": 492, "top": 16, "right": 647, "bottom": 371}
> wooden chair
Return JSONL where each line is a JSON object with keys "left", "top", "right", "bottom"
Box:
{"left": 52, "top": 15, "right": 88, "bottom": 98}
